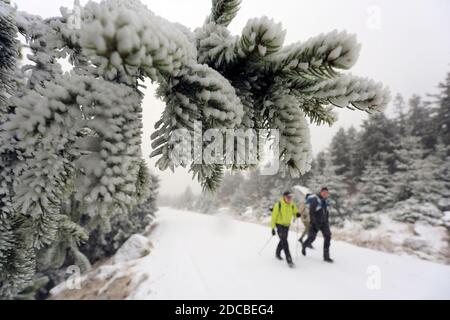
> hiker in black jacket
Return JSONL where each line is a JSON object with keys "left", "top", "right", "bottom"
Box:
{"left": 301, "top": 187, "right": 334, "bottom": 263}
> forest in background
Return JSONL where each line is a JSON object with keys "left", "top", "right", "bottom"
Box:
{"left": 162, "top": 72, "right": 450, "bottom": 263}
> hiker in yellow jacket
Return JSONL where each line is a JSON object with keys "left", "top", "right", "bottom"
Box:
{"left": 271, "top": 190, "right": 299, "bottom": 268}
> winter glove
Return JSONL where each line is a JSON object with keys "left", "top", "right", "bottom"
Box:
{"left": 272, "top": 229, "right": 276, "bottom": 236}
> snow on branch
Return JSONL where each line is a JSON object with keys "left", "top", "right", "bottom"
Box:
{"left": 299, "top": 101, "right": 338, "bottom": 126}
{"left": 236, "top": 16, "right": 286, "bottom": 60}
{"left": 151, "top": 63, "right": 244, "bottom": 174}
{"left": 65, "top": 0, "right": 197, "bottom": 85}
{"left": 196, "top": 22, "right": 239, "bottom": 68}
{"left": 267, "top": 30, "right": 361, "bottom": 81}
{"left": 0, "top": 1, "right": 18, "bottom": 106}
{"left": 303, "top": 74, "right": 391, "bottom": 112}
{"left": 263, "top": 89, "right": 313, "bottom": 177}
{"left": 208, "top": 0, "right": 242, "bottom": 27}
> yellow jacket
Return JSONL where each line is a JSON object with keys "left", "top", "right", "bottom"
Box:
{"left": 271, "top": 197, "right": 298, "bottom": 229}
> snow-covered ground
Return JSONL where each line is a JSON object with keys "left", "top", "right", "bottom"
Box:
{"left": 332, "top": 214, "right": 449, "bottom": 263}
{"left": 50, "top": 207, "right": 450, "bottom": 299}
{"left": 123, "top": 208, "right": 450, "bottom": 300}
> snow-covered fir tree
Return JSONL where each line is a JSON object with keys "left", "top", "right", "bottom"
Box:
{"left": 329, "top": 127, "right": 353, "bottom": 177}
{"left": 390, "top": 133, "right": 448, "bottom": 203}
{"left": 392, "top": 135, "right": 428, "bottom": 202}
{"left": 434, "top": 73, "right": 450, "bottom": 146}
{"left": 344, "top": 126, "right": 359, "bottom": 190}
{"left": 0, "top": 0, "right": 34, "bottom": 298}
{"left": 0, "top": 0, "right": 155, "bottom": 297}
{"left": 357, "top": 158, "right": 395, "bottom": 214}
{"left": 393, "top": 94, "right": 408, "bottom": 136}
{"left": 407, "top": 95, "right": 436, "bottom": 149}
{"left": 352, "top": 113, "right": 397, "bottom": 176}
{"left": 413, "top": 144, "right": 450, "bottom": 204}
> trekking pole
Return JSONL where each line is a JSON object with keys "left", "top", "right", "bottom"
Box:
{"left": 258, "top": 235, "right": 274, "bottom": 256}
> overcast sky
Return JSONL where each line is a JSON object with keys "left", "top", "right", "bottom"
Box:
{"left": 13, "top": 0, "right": 450, "bottom": 195}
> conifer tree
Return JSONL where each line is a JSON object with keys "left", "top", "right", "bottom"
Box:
{"left": 392, "top": 136, "right": 427, "bottom": 201}
{"left": 434, "top": 73, "right": 450, "bottom": 146}
{"left": 393, "top": 94, "right": 408, "bottom": 135}
{"left": 407, "top": 95, "right": 436, "bottom": 149}
{"left": 353, "top": 113, "right": 397, "bottom": 176}
{"left": 329, "top": 128, "right": 352, "bottom": 176}
{"left": 357, "top": 159, "right": 395, "bottom": 214}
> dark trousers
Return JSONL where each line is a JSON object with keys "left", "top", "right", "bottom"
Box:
{"left": 304, "top": 222, "right": 332, "bottom": 257}
{"left": 275, "top": 224, "right": 292, "bottom": 263}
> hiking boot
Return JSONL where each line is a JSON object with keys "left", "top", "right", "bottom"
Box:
{"left": 324, "top": 251, "right": 334, "bottom": 263}
{"left": 301, "top": 244, "right": 307, "bottom": 256}
{"left": 276, "top": 255, "right": 283, "bottom": 261}
{"left": 307, "top": 243, "right": 314, "bottom": 249}
{"left": 287, "top": 260, "right": 295, "bottom": 268}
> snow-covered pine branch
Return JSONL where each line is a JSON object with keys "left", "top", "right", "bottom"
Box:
{"left": 236, "top": 16, "right": 286, "bottom": 61}
{"left": 67, "top": 0, "right": 197, "bottom": 85}
{"left": 15, "top": 12, "right": 66, "bottom": 89}
{"left": 196, "top": 22, "right": 239, "bottom": 69}
{"left": 0, "top": 1, "right": 18, "bottom": 107}
{"left": 208, "top": 0, "right": 242, "bottom": 27}
{"left": 303, "top": 74, "right": 391, "bottom": 112}
{"left": 266, "top": 30, "right": 361, "bottom": 81}
{"left": 150, "top": 63, "right": 244, "bottom": 175}
{"left": 263, "top": 88, "right": 313, "bottom": 177}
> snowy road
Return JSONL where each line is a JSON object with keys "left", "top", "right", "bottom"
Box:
{"left": 129, "top": 208, "right": 450, "bottom": 299}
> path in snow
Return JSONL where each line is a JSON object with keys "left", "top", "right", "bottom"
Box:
{"left": 129, "top": 208, "right": 450, "bottom": 299}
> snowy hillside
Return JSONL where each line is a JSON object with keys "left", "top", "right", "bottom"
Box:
{"left": 51, "top": 208, "right": 450, "bottom": 300}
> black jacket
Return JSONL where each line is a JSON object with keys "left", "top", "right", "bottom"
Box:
{"left": 309, "top": 194, "right": 329, "bottom": 226}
